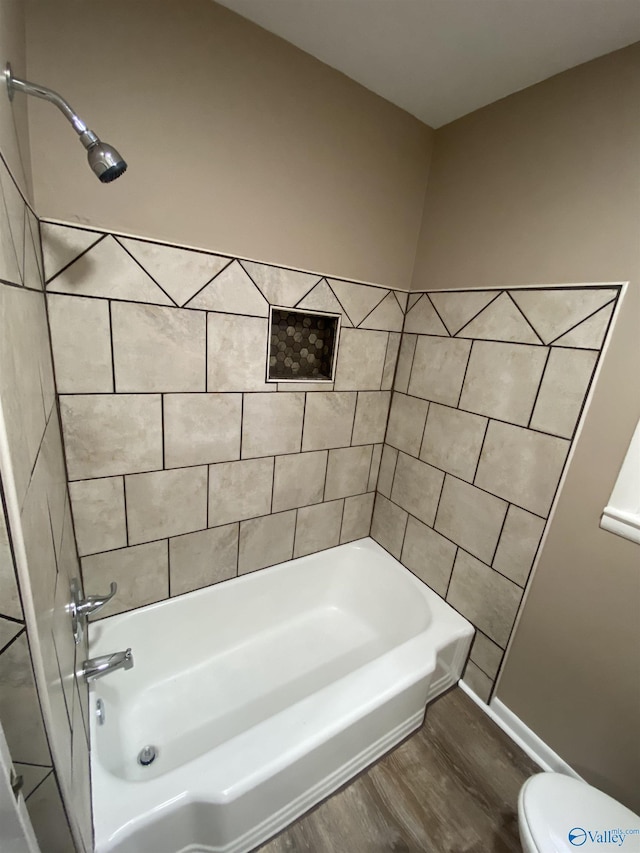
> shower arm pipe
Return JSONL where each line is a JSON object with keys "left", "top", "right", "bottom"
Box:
{"left": 6, "top": 64, "right": 98, "bottom": 149}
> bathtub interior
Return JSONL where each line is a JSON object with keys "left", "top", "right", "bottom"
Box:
{"left": 90, "top": 540, "right": 433, "bottom": 782}
{"left": 88, "top": 538, "right": 474, "bottom": 853}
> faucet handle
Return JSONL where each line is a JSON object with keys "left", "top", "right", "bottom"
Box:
{"left": 69, "top": 578, "right": 118, "bottom": 645}
{"left": 76, "top": 582, "right": 118, "bottom": 617}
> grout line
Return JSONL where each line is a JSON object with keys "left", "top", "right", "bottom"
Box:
{"left": 356, "top": 289, "right": 390, "bottom": 328}
{"left": 349, "top": 392, "right": 359, "bottom": 445}
{"left": 122, "top": 476, "right": 129, "bottom": 546}
{"left": 417, "top": 400, "right": 431, "bottom": 459}
{"left": 424, "top": 293, "right": 451, "bottom": 335}
{"left": 25, "top": 768, "right": 54, "bottom": 802}
{"left": 431, "top": 470, "right": 448, "bottom": 531}
{"left": 545, "top": 297, "right": 618, "bottom": 345}
{"left": 506, "top": 291, "right": 546, "bottom": 344}
{"left": 113, "top": 235, "right": 179, "bottom": 308}
{"left": 181, "top": 257, "right": 235, "bottom": 309}
{"left": 0, "top": 625, "right": 25, "bottom": 657}
{"left": 300, "top": 392, "right": 307, "bottom": 453}
{"left": 490, "top": 504, "right": 510, "bottom": 566}
{"left": 167, "top": 538, "right": 171, "bottom": 598}
{"left": 325, "top": 279, "right": 356, "bottom": 327}
{"left": 161, "top": 394, "right": 166, "bottom": 469}
{"left": 43, "top": 233, "right": 106, "bottom": 288}
{"left": 456, "top": 340, "right": 474, "bottom": 408}
{"left": 0, "top": 610, "right": 24, "bottom": 625}
{"left": 269, "top": 454, "right": 276, "bottom": 514}
{"left": 206, "top": 466, "right": 210, "bottom": 529}
{"left": 107, "top": 300, "right": 116, "bottom": 391}
{"left": 205, "top": 313, "right": 209, "bottom": 391}
{"left": 451, "top": 291, "right": 502, "bottom": 337}
{"left": 293, "top": 276, "right": 324, "bottom": 308}
{"left": 526, "top": 347, "right": 552, "bottom": 429}
{"left": 471, "top": 419, "right": 491, "bottom": 484}
{"left": 444, "top": 547, "right": 459, "bottom": 599}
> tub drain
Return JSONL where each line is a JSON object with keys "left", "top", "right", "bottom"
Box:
{"left": 137, "top": 745, "right": 157, "bottom": 766}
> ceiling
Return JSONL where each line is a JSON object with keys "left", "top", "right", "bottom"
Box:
{"left": 216, "top": 0, "right": 640, "bottom": 127}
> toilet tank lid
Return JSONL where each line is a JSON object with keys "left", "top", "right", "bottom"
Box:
{"left": 520, "top": 773, "right": 640, "bottom": 853}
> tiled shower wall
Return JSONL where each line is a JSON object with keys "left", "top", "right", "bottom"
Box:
{"left": 372, "top": 286, "right": 619, "bottom": 700}
{"left": 44, "top": 222, "right": 405, "bottom": 617}
{"left": 0, "top": 158, "right": 92, "bottom": 851}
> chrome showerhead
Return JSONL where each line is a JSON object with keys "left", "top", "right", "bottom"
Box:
{"left": 6, "top": 62, "right": 128, "bottom": 183}
{"left": 80, "top": 131, "right": 127, "bottom": 183}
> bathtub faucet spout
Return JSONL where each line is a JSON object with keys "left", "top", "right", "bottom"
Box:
{"left": 81, "top": 648, "right": 134, "bottom": 683}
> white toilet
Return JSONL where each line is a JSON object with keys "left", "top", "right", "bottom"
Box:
{"left": 518, "top": 772, "right": 640, "bottom": 853}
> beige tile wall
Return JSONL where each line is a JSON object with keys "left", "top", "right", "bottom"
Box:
{"left": 371, "top": 286, "right": 619, "bottom": 701}
{"left": 44, "top": 222, "right": 403, "bottom": 618}
{"left": 0, "top": 156, "right": 89, "bottom": 851}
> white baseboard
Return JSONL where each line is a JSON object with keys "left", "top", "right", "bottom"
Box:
{"left": 459, "top": 680, "right": 582, "bottom": 780}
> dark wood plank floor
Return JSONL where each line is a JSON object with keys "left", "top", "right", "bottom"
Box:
{"left": 258, "top": 687, "right": 538, "bottom": 853}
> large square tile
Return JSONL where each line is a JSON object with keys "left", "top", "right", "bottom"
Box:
{"left": 126, "top": 467, "right": 208, "bottom": 544}
{"left": 60, "top": 394, "right": 162, "bottom": 479}
{"left": 208, "top": 457, "right": 274, "bottom": 525}
{"left": 340, "top": 493, "right": 375, "bottom": 543}
{"left": 390, "top": 452, "right": 444, "bottom": 526}
{"left": 324, "top": 445, "right": 373, "bottom": 500}
{"left": 48, "top": 294, "right": 113, "bottom": 392}
{"left": 301, "top": 392, "right": 356, "bottom": 451}
{"left": 69, "top": 476, "right": 126, "bottom": 556}
{"left": 272, "top": 451, "right": 328, "bottom": 512}
{"left": 112, "top": 302, "right": 206, "bottom": 392}
{"left": 530, "top": 348, "right": 598, "bottom": 438}
{"left": 164, "top": 393, "right": 242, "bottom": 467}
{"left": 370, "top": 494, "right": 407, "bottom": 559}
{"left": 420, "top": 404, "right": 487, "bottom": 482}
{"left": 400, "top": 516, "right": 456, "bottom": 597}
{"left": 82, "top": 540, "right": 169, "bottom": 619}
{"left": 408, "top": 336, "right": 471, "bottom": 405}
{"left": 459, "top": 341, "right": 548, "bottom": 426}
{"left": 169, "top": 524, "right": 238, "bottom": 596}
{"left": 492, "top": 505, "right": 546, "bottom": 586}
{"left": 434, "top": 476, "right": 508, "bottom": 564}
{"left": 238, "top": 511, "right": 296, "bottom": 574}
{"left": 352, "top": 391, "right": 391, "bottom": 445}
{"left": 385, "top": 392, "right": 429, "bottom": 456}
{"left": 242, "top": 393, "right": 305, "bottom": 458}
{"left": 447, "top": 550, "right": 522, "bottom": 647}
{"left": 294, "top": 500, "right": 343, "bottom": 558}
{"left": 475, "top": 421, "right": 569, "bottom": 516}
{"left": 463, "top": 660, "right": 493, "bottom": 702}
{"left": 207, "top": 313, "right": 273, "bottom": 392}
{"left": 333, "top": 328, "right": 388, "bottom": 391}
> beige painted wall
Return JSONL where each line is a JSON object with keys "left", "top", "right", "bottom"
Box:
{"left": 24, "top": 0, "right": 432, "bottom": 288}
{"left": 414, "top": 44, "right": 640, "bottom": 810}
{"left": 0, "top": 0, "right": 31, "bottom": 195}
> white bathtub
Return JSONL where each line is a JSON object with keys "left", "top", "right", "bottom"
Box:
{"left": 88, "top": 537, "right": 473, "bottom": 853}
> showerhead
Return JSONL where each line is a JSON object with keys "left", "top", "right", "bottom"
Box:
{"left": 6, "top": 63, "right": 128, "bottom": 183}
{"left": 82, "top": 132, "right": 127, "bottom": 183}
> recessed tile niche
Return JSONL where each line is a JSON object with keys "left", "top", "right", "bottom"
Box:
{"left": 268, "top": 307, "right": 340, "bottom": 382}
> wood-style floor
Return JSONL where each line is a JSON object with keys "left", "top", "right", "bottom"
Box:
{"left": 258, "top": 687, "right": 538, "bottom": 853}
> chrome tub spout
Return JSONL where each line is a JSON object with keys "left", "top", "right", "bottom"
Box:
{"left": 81, "top": 648, "right": 134, "bottom": 683}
